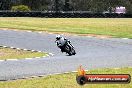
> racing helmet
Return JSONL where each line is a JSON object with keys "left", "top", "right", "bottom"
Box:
{"left": 56, "top": 35, "right": 61, "bottom": 40}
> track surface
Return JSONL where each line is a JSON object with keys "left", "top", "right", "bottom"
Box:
{"left": 0, "top": 30, "right": 132, "bottom": 80}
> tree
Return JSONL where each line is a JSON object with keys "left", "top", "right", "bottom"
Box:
{"left": 11, "top": 5, "right": 30, "bottom": 12}
{"left": 71, "top": 0, "right": 92, "bottom": 11}
{"left": 21, "top": 0, "right": 50, "bottom": 11}
{"left": 0, "top": 0, "right": 131, "bottom": 13}
{"left": 70, "top": 0, "right": 132, "bottom": 13}
{"left": 0, "top": 0, "right": 11, "bottom": 10}
{"left": 50, "top": 0, "right": 64, "bottom": 11}
{"left": 63, "top": 0, "right": 73, "bottom": 11}
{"left": 125, "top": 0, "right": 132, "bottom": 13}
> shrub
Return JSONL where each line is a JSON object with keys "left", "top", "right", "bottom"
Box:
{"left": 11, "top": 5, "right": 30, "bottom": 12}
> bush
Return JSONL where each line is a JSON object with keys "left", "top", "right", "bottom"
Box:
{"left": 11, "top": 5, "right": 30, "bottom": 12}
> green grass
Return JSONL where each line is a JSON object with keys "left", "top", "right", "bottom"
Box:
{"left": 0, "top": 67, "right": 131, "bottom": 88}
{"left": 0, "top": 17, "right": 132, "bottom": 38}
{"left": 0, "top": 47, "right": 47, "bottom": 60}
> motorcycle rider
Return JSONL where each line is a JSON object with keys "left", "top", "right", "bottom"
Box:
{"left": 55, "top": 35, "right": 72, "bottom": 53}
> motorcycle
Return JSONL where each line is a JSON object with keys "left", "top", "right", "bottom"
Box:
{"left": 55, "top": 40, "right": 76, "bottom": 56}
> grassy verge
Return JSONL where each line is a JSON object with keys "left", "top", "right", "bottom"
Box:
{"left": 0, "top": 47, "right": 47, "bottom": 60}
{"left": 0, "top": 67, "right": 131, "bottom": 88}
{"left": 0, "top": 17, "right": 132, "bottom": 38}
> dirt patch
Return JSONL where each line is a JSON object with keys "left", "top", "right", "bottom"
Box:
{"left": 0, "top": 28, "right": 29, "bottom": 32}
{"left": 0, "top": 52, "right": 7, "bottom": 56}
{"left": 41, "top": 31, "right": 112, "bottom": 38}
{"left": 0, "top": 28, "right": 112, "bottom": 38}
{"left": 78, "top": 34, "right": 112, "bottom": 38}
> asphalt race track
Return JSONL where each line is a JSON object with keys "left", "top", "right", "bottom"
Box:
{"left": 0, "top": 29, "right": 132, "bottom": 80}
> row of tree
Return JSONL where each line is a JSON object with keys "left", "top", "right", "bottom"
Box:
{"left": 0, "top": 0, "right": 132, "bottom": 13}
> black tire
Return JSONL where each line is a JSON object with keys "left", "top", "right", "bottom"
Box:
{"left": 76, "top": 76, "right": 87, "bottom": 85}
{"left": 71, "top": 48, "right": 76, "bottom": 55}
{"left": 68, "top": 51, "right": 72, "bottom": 56}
